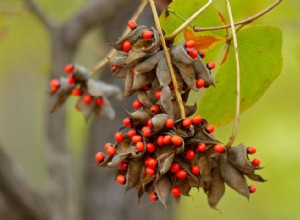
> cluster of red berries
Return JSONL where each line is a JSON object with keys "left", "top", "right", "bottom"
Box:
{"left": 49, "top": 64, "right": 121, "bottom": 120}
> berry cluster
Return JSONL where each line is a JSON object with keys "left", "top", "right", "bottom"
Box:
{"left": 49, "top": 64, "right": 121, "bottom": 120}
{"left": 94, "top": 20, "right": 265, "bottom": 208}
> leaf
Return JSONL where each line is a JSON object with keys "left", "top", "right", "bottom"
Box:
{"left": 198, "top": 26, "right": 283, "bottom": 126}
{"left": 220, "top": 157, "right": 249, "bottom": 199}
{"left": 154, "top": 175, "right": 172, "bottom": 207}
{"left": 207, "top": 166, "right": 225, "bottom": 209}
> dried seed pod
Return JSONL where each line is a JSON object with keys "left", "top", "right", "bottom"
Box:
{"left": 132, "top": 70, "right": 156, "bottom": 90}
{"left": 73, "top": 65, "right": 92, "bottom": 81}
{"left": 136, "top": 90, "right": 154, "bottom": 108}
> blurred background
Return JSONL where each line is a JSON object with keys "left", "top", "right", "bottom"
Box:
{"left": 0, "top": 0, "right": 299, "bottom": 219}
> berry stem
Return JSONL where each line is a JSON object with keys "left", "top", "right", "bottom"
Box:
{"left": 193, "top": 0, "right": 281, "bottom": 32}
{"left": 91, "top": 0, "right": 148, "bottom": 74}
{"left": 164, "top": 0, "right": 214, "bottom": 41}
{"left": 148, "top": 0, "right": 186, "bottom": 118}
{"left": 225, "top": 0, "right": 240, "bottom": 149}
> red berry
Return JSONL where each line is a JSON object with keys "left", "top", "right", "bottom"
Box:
{"left": 143, "top": 30, "right": 153, "bottom": 39}
{"left": 95, "top": 152, "right": 105, "bottom": 163}
{"left": 170, "top": 163, "right": 180, "bottom": 173}
{"left": 182, "top": 118, "right": 192, "bottom": 127}
{"left": 67, "top": 76, "right": 76, "bottom": 85}
{"left": 111, "top": 65, "right": 121, "bottom": 72}
{"left": 148, "top": 158, "right": 158, "bottom": 169}
{"left": 176, "top": 169, "right": 187, "bottom": 179}
{"left": 207, "top": 61, "right": 216, "bottom": 70}
{"left": 106, "top": 146, "right": 116, "bottom": 156}
{"left": 116, "top": 175, "right": 126, "bottom": 185}
{"left": 127, "top": 129, "right": 136, "bottom": 138}
{"left": 149, "top": 192, "right": 158, "bottom": 202}
{"left": 206, "top": 125, "right": 215, "bottom": 133}
{"left": 122, "top": 40, "right": 132, "bottom": 52}
{"left": 192, "top": 115, "right": 203, "bottom": 125}
{"left": 182, "top": 83, "right": 190, "bottom": 92}
{"left": 127, "top": 20, "right": 137, "bottom": 29}
{"left": 171, "top": 187, "right": 181, "bottom": 197}
{"left": 191, "top": 165, "right": 200, "bottom": 175}
{"left": 198, "top": 50, "right": 206, "bottom": 58}
{"left": 144, "top": 84, "right": 152, "bottom": 91}
{"left": 96, "top": 97, "right": 105, "bottom": 107}
{"left": 197, "top": 143, "right": 206, "bottom": 152}
{"left": 119, "top": 161, "right": 127, "bottom": 171}
{"left": 131, "top": 67, "right": 135, "bottom": 76}
{"left": 146, "top": 119, "right": 152, "bottom": 128}
{"left": 157, "top": 135, "right": 164, "bottom": 147}
{"left": 188, "top": 48, "right": 198, "bottom": 59}
{"left": 214, "top": 144, "right": 225, "bottom": 153}
{"left": 136, "top": 141, "right": 145, "bottom": 152}
{"left": 146, "top": 143, "right": 155, "bottom": 153}
{"left": 142, "top": 126, "right": 153, "bottom": 137}
{"left": 133, "top": 99, "right": 142, "bottom": 109}
{"left": 132, "top": 135, "right": 142, "bottom": 143}
{"left": 248, "top": 185, "right": 256, "bottom": 193}
{"left": 123, "top": 118, "right": 132, "bottom": 128}
{"left": 186, "top": 150, "right": 195, "bottom": 160}
{"left": 50, "top": 79, "right": 60, "bottom": 91}
{"left": 169, "top": 83, "right": 174, "bottom": 90}
{"left": 146, "top": 167, "right": 155, "bottom": 176}
{"left": 162, "top": 135, "right": 172, "bottom": 145}
{"left": 64, "top": 64, "right": 74, "bottom": 74}
{"left": 155, "top": 90, "right": 162, "bottom": 99}
{"left": 115, "top": 132, "right": 124, "bottom": 143}
{"left": 144, "top": 157, "right": 151, "bottom": 166}
{"left": 185, "top": 40, "right": 195, "bottom": 48}
{"left": 104, "top": 143, "right": 113, "bottom": 151}
{"left": 150, "top": 104, "right": 161, "bottom": 115}
{"left": 172, "top": 136, "right": 182, "bottom": 146}
{"left": 251, "top": 158, "right": 261, "bottom": 167}
{"left": 196, "top": 78, "right": 205, "bottom": 88}
{"left": 72, "top": 88, "right": 82, "bottom": 96}
{"left": 165, "top": 118, "right": 175, "bottom": 128}
{"left": 247, "top": 146, "right": 256, "bottom": 154}
{"left": 83, "top": 94, "right": 93, "bottom": 104}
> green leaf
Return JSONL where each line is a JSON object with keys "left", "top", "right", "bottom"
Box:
{"left": 198, "top": 26, "right": 283, "bottom": 126}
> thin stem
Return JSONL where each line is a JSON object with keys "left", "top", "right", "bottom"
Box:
{"left": 225, "top": 0, "right": 240, "bottom": 148}
{"left": 148, "top": 0, "right": 186, "bottom": 118}
{"left": 194, "top": 0, "right": 281, "bottom": 32}
{"left": 91, "top": 0, "right": 148, "bottom": 74}
{"left": 165, "top": 0, "right": 213, "bottom": 41}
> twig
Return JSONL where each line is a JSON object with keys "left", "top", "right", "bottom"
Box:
{"left": 23, "top": 0, "right": 53, "bottom": 30}
{"left": 164, "top": 0, "right": 214, "bottom": 41}
{"left": 91, "top": 0, "right": 148, "bottom": 74}
{"left": 148, "top": 0, "right": 186, "bottom": 118}
{"left": 194, "top": 0, "right": 281, "bottom": 32}
{"left": 225, "top": 0, "right": 240, "bottom": 148}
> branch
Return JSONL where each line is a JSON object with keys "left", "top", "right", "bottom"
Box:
{"left": 0, "top": 146, "right": 49, "bottom": 220}
{"left": 225, "top": 0, "right": 240, "bottom": 148}
{"left": 148, "top": 0, "right": 186, "bottom": 118}
{"left": 23, "top": 0, "right": 53, "bottom": 31}
{"left": 193, "top": 0, "right": 281, "bottom": 32}
{"left": 64, "top": 0, "right": 136, "bottom": 47}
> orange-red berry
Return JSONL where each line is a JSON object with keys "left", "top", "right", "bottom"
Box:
{"left": 50, "top": 79, "right": 60, "bottom": 92}
{"left": 123, "top": 117, "right": 132, "bottom": 128}
{"left": 95, "top": 152, "right": 105, "bottom": 163}
{"left": 192, "top": 115, "right": 203, "bottom": 125}
{"left": 133, "top": 99, "right": 142, "bottom": 109}
{"left": 64, "top": 64, "right": 74, "bottom": 74}
{"left": 115, "top": 132, "right": 124, "bottom": 143}
{"left": 196, "top": 78, "right": 205, "bottom": 88}
{"left": 132, "top": 135, "right": 142, "bottom": 143}
{"left": 251, "top": 158, "right": 261, "bottom": 167}
{"left": 170, "top": 163, "right": 180, "bottom": 173}
{"left": 247, "top": 146, "right": 256, "bottom": 154}
{"left": 165, "top": 118, "right": 175, "bottom": 128}
{"left": 248, "top": 185, "right": 256, "bottom": 193}
{"left": 142, "top": 126, "right": 153, "bottom": 137}
{"left": 72, "top": 88, "right": 82, "bottom": 96}
{"left": 171, "top": 187, "right": 181, "bottom": 197}
{"left": 119, "top": 161, "right": 127, "bottom": 171}
{"left": 206, "top": 125, "right": 215, "bottom": 133}
{"left": 144, "top": 84, "right": 152, "bottom": 91}
{"left": 207, "top": 61, "right": 215, "bottom": 70}
{"left": 146, "top": 167, "right": 155, "bottom": 176}
{"left": 116, "top": 175, "right": 126, "bottom": 185}
{"left": 96, "top": 97, "right": 105, "bottom": 107}
{"left": 157, "top": 135, "right": 164, "bottom": 147}
{"left": 149, "top": 192, "right": 158, "bottom": 202}
{"left": 106, "top": 146, "right": 116, "bottom": 156}
{"left": 83, "top": 94, "right": 93, "bottom": 104}
{"left": 155, "top": 90, "right": 162, "bottom": 99}
{"left": 148, "top": 158, "right": 158, "bottom": 169}
{"left": 191, "top": 165, "right": 200, "bottom": 175}
{"left": 172, "top": 136, "right": 182, "bottom": 146}
{"left": 67, "top": 75, "right": 76, "bottom": 85}
{"left": 188, "top": 48, "right": 198, "bottom": 59}
{"left": 176, "top": 169, "right": 187, "bottom": 179}
{"left": 146, "top": 143, "right": 155, "bottom": 153}
{"left": 214, "top": 144, "right": 225, "bottom": 153}
{"left": 182, "top": 118, "right": 193, "bottom": 127}
{"left": 136, "top": 141, "right": 145, "bottom": 152}
{"left": 104, "top": 143, "right": 113, "bottom": 151}
{"left": 185, "top": 40, "right": 195, "bottom": 48}
{"left": 111, "top": 65, "right": 121, "bottom": 72}
{"left": 146, "top": 119, "right": 153, "bottom": 128}
{"left": 163, "top": 135, "right": 172, "bottom": 145}
{"left": 186, "top": 150, "right": 195, "bottom": 160}
{"left": 198, "top": 50, "right": 206, "bottom": 59}
{"left": 143, "top": 30, "right": 153, "bottom": 39}
{"left": 197, "top": 143, "right": 206, "bottom": 152}
{"left": 122, "top": 40, "right": 132, "bottom": 52}
{"left": 127, "top": 129, "right": 136, "bottom": 138}
{"left": 144, "top": 157, "right": 152, "bottom": 166}
{"left": 150, "top": 104, "right": 161, "bottom": 115}
{"left": 127, "top": 20, "right": 137, "bottom": 29}
{"left": 130, "top": 67, "right": 135, "bottom": 76}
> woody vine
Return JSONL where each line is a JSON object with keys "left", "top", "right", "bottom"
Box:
{"left": 49, "top": 0, "right": 282, "bottom": 208}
